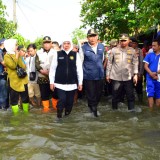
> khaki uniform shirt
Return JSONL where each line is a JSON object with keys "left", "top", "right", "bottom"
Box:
{"left": 106, "top": 46, "right": 138, "bottom": 81}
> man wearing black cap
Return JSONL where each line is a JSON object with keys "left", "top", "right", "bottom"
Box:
{"left": 36, "top": 36, "right": 57, "bottom": 111}
{"left": 79, "top": 29, "right": 105, "bottom": 117}
{"left": 106, "top": 33, "right": 138, "bottom": 111}
{"left": 0, "top": 38, "right": 8, "bottom": 110}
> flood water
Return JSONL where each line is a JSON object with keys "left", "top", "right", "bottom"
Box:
{"left": 0, "top": 96, "right": 160, "bottom": 160}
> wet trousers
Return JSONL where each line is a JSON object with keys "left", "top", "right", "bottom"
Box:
{"left": 56, "top": 88, "right": 75, "bottom": 115}
{"left": 84, "top": 79, "right": 103, "bottom": 110}
{"left": 112, "top": 80, "right": 135, "bottom": 110}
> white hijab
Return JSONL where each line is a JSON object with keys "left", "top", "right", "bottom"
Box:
{"left": 4, "top": 39, "right": 17, "bottom": 54}
{"left": 61, "top": 37, "right": 73, "bottom": 54}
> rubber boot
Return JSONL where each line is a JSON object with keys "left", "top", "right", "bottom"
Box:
{"left": 22, "top": 103, "right": 29, "bottom": 113}
{"left": 51, "top": 98, "right": 58, "bottom": 110}
{"left": 29, "top": 97, "right": 37, "bottom": 107}
{"left": 12, "top": 105, "right": 19, "bottom": 114}
{"left": 37, "top": 97, "right": 42, "bottom": 107}
{"left": 128, "top": 101, "right": 135, "bottom": 111}
{"left": 92, "top": 106, "right": 98, "bottom": 117}
{"left": 42, "top": 100, "right": 50, "bottom": 112}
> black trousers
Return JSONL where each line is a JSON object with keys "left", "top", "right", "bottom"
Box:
{"left": 39, "top": 83, "right": 52, "bottom": 101}
{"left": 112, "top": 80, "right": 135, "bottom": 109}
{"left": 56, "top": 88, "right": 75, "bottom": 113}
{"left": 10, "top": 84, "right": 29, "bottom": 106}
{"left": 84, "top": 79, "right": 103, "bottom": 109}
{"left": 39, "top": 83, "right": 58, "bottom": 101}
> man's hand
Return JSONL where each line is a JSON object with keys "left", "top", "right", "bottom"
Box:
{"left": 50, "top": 84, "right": 55, "bottom": 91}
{"left": 106, "top": 75, "right": 111, "bottom": 83}
{"left": 78, "top": 85, "right": 83, "bottom": 91}
{"left": 133, "top": 74, "right": 138, "bottom": 86}
{"left": 149, "top": 72, "right": 158, "bottom": 80}
{"left": 40, "top": 69, "right": 49, "bottom": 75}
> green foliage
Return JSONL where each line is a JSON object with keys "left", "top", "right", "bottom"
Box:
{"left": 34, "top": 37, "right": 43, "bottom": 50}
{"left": 12, "top": 33, "right": 30, "bottom": 48}
{"left": 71, "top": 28, "right": 86, "bottom": 44}
{"left": 0, "top": 0, "right": 17, "bottom": 39}
{"left": 80, "top": 0, "right": 160, "bottom": 41}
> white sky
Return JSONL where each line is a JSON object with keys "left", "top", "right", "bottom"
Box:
{"left": 2, "top": 0, "right": 83, "bottom": 43}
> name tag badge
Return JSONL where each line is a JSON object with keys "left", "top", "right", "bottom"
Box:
{"left": 59, "top": 57, "right": 64, "bottom": 59}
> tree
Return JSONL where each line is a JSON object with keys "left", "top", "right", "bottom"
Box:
{"left": 12, "top": 33, "right": 30, "bottom": 47}
{"left": 71, "top": 28, "right": 86, "bottom": 44}
{"left": 80, "top": 0, "right": 160, "bottom": 41}
{"left": 0, "top": 0, "right": 17, "bottom": 38}
{"left": 34, "top": 37, "right": 43, "bottom": 50}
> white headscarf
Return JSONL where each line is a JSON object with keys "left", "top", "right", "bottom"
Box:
{"left": 61, "top": 37, "right": 73, "bottom": 54}
{"left": 4, "top": 39, "right": 17, "bottom": 54}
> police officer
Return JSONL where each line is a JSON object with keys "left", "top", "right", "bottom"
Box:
{"left": 79, "top": 29, "right": 105, "bottom": 117}
{"left": 106, "top": 34, "right": 138, "bottom": 111}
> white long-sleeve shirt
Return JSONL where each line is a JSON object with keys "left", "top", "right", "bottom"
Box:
{"left": 49, "top": 51, "right": 83, "bottom": 91}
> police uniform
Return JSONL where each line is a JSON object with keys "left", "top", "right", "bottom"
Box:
{"left": 106, "top": 34, "right": 138, "bottom": 110}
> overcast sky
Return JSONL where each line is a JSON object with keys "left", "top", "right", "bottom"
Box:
{"left": 2, "top": 0, "right": 83, "bottom": 43}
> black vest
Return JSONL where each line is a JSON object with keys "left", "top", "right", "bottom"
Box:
{"left": 55, "top": 50, "right": 77, "bottom": 84}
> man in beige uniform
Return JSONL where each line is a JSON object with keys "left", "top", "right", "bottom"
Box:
{"left": 106, "top": 34, "right": 138, "bottom": 110}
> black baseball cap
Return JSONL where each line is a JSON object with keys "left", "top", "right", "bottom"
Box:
{"left": 43, "top": 36, "right": 52, "bottom": 43}
{"left": 87, "top": 29, "right": 98, "bottom": 36}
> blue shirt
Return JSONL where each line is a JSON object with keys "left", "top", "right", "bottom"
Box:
{"left": 0, "top": 49, "right": 4, "bottom": 74}
{"left": 143, "top": 52, "right": 160, "bottom": 80}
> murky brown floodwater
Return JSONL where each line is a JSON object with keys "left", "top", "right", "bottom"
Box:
{"left": 0, "top": 96, "right": 160, "bottom": 160}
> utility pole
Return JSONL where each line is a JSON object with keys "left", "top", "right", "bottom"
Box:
{"left": 13, "top": 0, "right": 16, "bottom": 23}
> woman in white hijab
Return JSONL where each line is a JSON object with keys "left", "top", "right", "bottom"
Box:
{"left": 49, "top": 37, "right": 83, "bottom": 120}
{"left": 4, "top": 39, "right": 29, "bottom": 114}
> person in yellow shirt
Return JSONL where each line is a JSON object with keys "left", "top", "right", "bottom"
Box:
{"left": 4, "top": 39, "right": 29, "bottom": 114}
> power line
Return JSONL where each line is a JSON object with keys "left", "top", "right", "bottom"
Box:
{"left": 18, "top": 0, "right": 49, "bottom": 13}
{"left": 16, "top": 1, "right": 38, "bottom": 35}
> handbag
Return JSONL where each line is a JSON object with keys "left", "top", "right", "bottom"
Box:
{"left": 16, "top": 65, "right": 27, "bottom": 78}
{"left": 29, "top": 72, "right": 36, "bottom": 81}
{"left": 9, "top": 55, "right": 27, "bottom": 78}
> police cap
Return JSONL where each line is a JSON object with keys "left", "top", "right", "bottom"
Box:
{"left": 43, "top": 36, "right": 52, "bottom": 43}
{"left": 119, "top": 33, "right": 129, "bottom": 41}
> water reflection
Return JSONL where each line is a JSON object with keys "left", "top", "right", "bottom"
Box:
{"left": 0, "top": 98, "right": 160, "bottom": 160}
